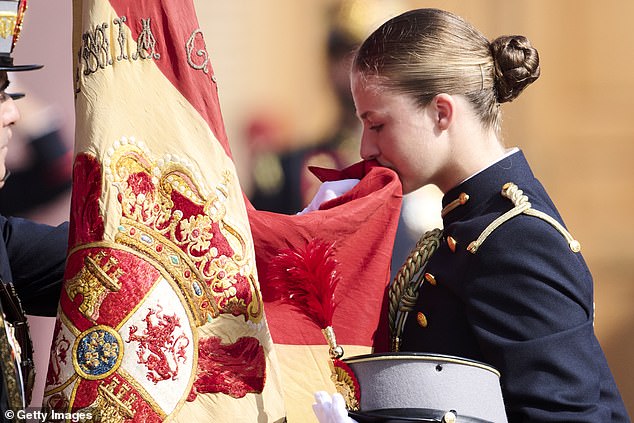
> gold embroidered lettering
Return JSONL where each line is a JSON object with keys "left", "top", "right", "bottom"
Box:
{"left": 133, "top": 18, "right": 160, "bottom": 60}
{"left": 186, "top": 29, "right": 209, "bottom": 74}
{"left": 74, "top": 17, "right": 165, "bottom": 93}
{"left": 80, "top": 23, "right": 112, "bottom": 76}
{"left": 113, "top": 16, "right": 129, "bottom": 61}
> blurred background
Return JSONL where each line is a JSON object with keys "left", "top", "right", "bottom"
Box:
{"left": 11, "top": 0, "right": 633, "bottom": 417}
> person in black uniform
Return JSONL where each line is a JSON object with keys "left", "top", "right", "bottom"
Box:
{"left": 348, "top": 8, "right": 629, "bottom": 422}
{"left": 0, "top": 1, "right": 68, "bottom": 418}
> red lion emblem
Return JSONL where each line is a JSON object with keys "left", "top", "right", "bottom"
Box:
{"left": 126, "top": 304, "right": 190, "bottom": 384}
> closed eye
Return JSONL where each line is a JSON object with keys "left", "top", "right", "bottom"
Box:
{"left": 369, "top": 124, "right": 383, "bottom": 132}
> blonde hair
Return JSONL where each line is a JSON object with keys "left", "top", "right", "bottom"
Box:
{"left": 353, "top": 8, "right": 540, "bottom": 132}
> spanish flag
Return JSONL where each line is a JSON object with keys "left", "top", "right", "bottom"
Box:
{"left": 43, "top": 1, "right": 285, "bottom": 421}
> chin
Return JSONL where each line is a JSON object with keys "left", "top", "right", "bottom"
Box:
{"left": 401, "top": 182, "right": 414, "bottom": 195}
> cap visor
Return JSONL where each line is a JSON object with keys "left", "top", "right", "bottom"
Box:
{"left": 0, "top": 63, "right": 43, "bottom": 72}
{"left": 7, "top": 92, "right": 25, "bottom": 100}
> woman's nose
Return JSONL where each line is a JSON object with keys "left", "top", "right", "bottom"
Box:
{"left": 360, "top": 132, "right": 379, "bottom": 161}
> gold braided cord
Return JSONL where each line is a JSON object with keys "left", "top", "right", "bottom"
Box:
{"left": 389, "top": 228, "right": 443, "bottom": 351}
{"left": 467, "top": 183, "right": 581, "bottom": 254}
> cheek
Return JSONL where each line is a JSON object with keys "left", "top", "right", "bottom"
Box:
{"left": 381, "top": 133, "right": 418, "bottom": 167}
{"left": 0, "top": 152, "right": 7, "bottom": 178}
{"left": 388, "top": 139, "right": 428, "bottom": 189}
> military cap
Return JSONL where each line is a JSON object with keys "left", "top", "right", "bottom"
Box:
{"left": 0, "top": 0, "right": 42, "bottom": 100}
{"left": 334, "top": 352, "right": 508, "bottom": 422}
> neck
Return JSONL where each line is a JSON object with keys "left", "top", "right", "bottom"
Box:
{"left": 436, "top": 130, "right": 506, "bottom": 194}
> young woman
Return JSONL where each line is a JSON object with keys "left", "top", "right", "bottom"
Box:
{"left": 347, "top": 8, "right": 628, "bottom": 422}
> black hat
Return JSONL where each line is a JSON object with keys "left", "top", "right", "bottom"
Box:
{"left": 0, "top": 0, "right": 42, "bottom": 72}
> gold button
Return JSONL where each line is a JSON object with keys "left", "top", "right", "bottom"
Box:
{"left": 416, "top": 312, "right": 428, "bottom": 328}
{"left": 424, "top": 273, "right": 437, "bottom": 286}
{"left": 458, "top": 192, "right": 469, "bottom": 204}
{"left": 447, "top": 236, "right": 457, "bottom": 253}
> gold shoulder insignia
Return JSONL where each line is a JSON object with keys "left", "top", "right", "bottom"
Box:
{"left": 467, "top": 182, "right": 581, "bottom": 254}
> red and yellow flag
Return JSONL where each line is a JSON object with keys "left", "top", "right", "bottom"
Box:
{"left": 43, "top": 1, "right": 285, "bottom": 421}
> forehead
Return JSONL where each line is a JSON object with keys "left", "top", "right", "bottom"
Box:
{"left": 351, "top": 73, "right": 386, "bottom": 108}
{"left": 351, "top": 72, "right": 384, "bottom": 94}
{"left": 351, "top": 72, "right": 412, "bottom": 117}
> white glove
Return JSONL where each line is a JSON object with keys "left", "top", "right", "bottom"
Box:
{"left": 298, "top": 179, "right": 360, "bottom": 215}
{"left": 312, "top": 391, "right": 358, "bottom": 423}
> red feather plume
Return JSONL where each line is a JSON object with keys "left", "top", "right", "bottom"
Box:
{"left": 267, "top": 238, "right": 340, "bottom": 329}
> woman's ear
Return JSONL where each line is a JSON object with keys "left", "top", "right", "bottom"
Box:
{"left": 432, "top": 93, "right": 454, "bottom": 130}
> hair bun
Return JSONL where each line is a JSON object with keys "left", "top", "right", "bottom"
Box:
{"left": 490, "top": 35, "right": 540, "bottom": 103}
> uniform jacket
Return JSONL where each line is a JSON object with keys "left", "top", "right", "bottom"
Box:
{"left": 0, "top": 215, "right": 67, "bottom": 419}
{"left": 0, "top": 216, "right": 67, "bottom": 317}
{"left": 401, "top": 150, "right": 629, "bottom": 422}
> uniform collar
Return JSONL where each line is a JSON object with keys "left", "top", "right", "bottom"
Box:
{"left": 440, "top": 149, "right": 535, "bottom": 225}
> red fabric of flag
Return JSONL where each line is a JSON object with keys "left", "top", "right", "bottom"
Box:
{"left": 249, "top": 160, "right": 402, "bottom": 421}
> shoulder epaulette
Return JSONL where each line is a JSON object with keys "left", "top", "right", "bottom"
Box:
{"left": 467, "top": 182, "right": 581, "bottom": 254}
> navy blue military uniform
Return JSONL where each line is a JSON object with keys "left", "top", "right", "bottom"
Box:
{"left": 0, "top": 215, "right": 67, "bottom": 417}
{"left": 400, "top": 150, "right": 629, "bottom": 422}
{"left": 0, "top": 216, "right": 67, "bottom": 316}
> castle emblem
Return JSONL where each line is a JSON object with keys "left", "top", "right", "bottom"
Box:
{"left": 95, "top": 376, "right": 138, "bottom": 422}
{"left": 65, "top": 251, "right": 123, "bottom": 321}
